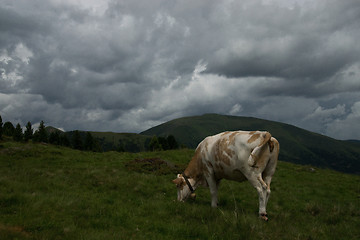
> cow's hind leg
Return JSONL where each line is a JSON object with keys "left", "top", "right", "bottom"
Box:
{"left": 261, "top": 152, "right": 277, "bottom": 219}
{"left": 247, "top": 174, "right": 269, "bottom": 220}
{"left": 262, "top": 173, "right": 273, "bottom": 211}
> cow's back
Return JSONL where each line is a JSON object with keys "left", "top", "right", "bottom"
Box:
{"left": 197, "top": 131, "right": 275, "bottom": 181}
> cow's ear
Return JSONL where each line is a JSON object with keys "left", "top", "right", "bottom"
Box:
{"left": 172, "top": 178, "right": 183, "bottom": 185}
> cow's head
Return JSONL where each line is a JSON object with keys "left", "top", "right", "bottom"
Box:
{"left": 173, "top": 173, "right": 196, "bottom": 201}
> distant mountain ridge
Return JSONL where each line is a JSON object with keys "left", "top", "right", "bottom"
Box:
{"left": 141, "top": 114, "right": 360, "bottom": 174}
{"left": 45, "top": 114, "right": 359, "bottom": 174}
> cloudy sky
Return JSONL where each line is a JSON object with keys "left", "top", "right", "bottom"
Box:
{"left": 1, "top": 0, "right": 360, "bottom": 140}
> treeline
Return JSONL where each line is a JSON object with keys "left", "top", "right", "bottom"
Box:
{"left": 148, "top": 135, "right": 179, "bottom": 151}
{"left": 0, "top": 115, "right": 100, "bottom": 152}
{"left": 0, "top": 115, "right": 180, "bottom": 153}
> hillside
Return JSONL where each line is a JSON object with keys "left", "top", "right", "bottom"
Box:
{"left": 0, "top": 140, "right": 359, "bottom": 239}
{"left": 141, "top": 114, "right": 360, "bottom": 174}
{"left": 89, "top": 132, "right": 151, "bottom": 152}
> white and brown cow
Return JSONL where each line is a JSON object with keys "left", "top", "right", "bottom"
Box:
{"left": 173, "top": 130, "right": 279, "bottom": 221}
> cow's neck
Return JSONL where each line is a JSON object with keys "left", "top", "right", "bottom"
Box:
{"left": 184, "top": 148, "right": 204, "bottom": 184}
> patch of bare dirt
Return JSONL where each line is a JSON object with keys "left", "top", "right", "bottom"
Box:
{"left": 0, "top": 224, "right": 31, "bottom": 238}
{"left": 125, "top": 158, "right": 182, "bottom": 175}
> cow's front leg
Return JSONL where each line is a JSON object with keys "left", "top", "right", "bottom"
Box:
{"left": 207, "top": 176, "right": 220, "bottom": 207}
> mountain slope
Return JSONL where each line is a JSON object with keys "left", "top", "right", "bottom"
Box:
{"left": 141, "top": 114, "right": 360, "bottom": 174}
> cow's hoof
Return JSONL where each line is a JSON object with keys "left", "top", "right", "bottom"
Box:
{"left": 260, "top": 213, "right": 268, "bottom": 221}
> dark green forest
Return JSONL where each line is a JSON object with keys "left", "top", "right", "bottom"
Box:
{"left": 0, "top": 115, "right": 179, "bottom": 153}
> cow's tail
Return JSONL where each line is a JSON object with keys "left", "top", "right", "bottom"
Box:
{"left": 248, "top": 132, "right": 272, "bottom": 168}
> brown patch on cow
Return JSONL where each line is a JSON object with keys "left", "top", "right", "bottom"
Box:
{"left": 200, "top": 160, "right": 211, "bottom": 177}
{"left": 206, "top": 161, "right": 212, "bottom": 168}
{"left": 268, "top": 139, "right": 274, "bottom": 152}
{"left": 173, "top": 176, "right": 187, "bottom": 190}
{"left": 247, "top": 133, "right": 260, "bottom": 144}
{"left": 249, "top": 132, "right": 272, "bottom": 168}
{"left": 248, "top": 132, "right": 271, "bottom": 147}
{"left": 173, "top": 177, "right": 184, "bottom": 187}
{"left": 215, "top": 163, "right": 224, "bottom": 172}
{"left": 220, "top": 152, "right": 231, "bottom": 166}
{"left": 221, "top": 131, "right": 230, "bottom": 136}
{"left": 183, "top": 147, "right": 208, "bottom": 183}
{"left": 249, "top": 131, "right": 257, "bottom": 134}
{"left": 203, "top": 165, "right": 210, "bottom": 177}
{"left": 229, "top": 132, "right": 238, "bottom": 142}
{"left": 214, "top": 138, "right": 234, "bottom": 166}
{"left": 184, "top": 148, "right": 201, "bottom": 177}
{"left": 257, "top": 175, "right": 268, "bottom": 189}
{"left": 203, "top": 141, "right": 209, "bottom": 154}
{"left": 260, "top": 132, "right": 271, "bottom": 146}
{"left": 252, "top": 148, "right": 270, "bottom": 169}
{"left": 201, "top": 162, "right": 210, "bottom": 177}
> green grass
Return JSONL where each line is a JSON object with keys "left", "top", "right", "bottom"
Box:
{"left": 0, "top": 140, "right": 359, "bottom": 239}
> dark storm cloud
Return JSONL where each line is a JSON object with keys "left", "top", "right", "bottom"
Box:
{"left": 1, "top": 0, "right": 360, "bottom": 139}
{"left": 206, "top": 0, "right": 360, "bottom": 81}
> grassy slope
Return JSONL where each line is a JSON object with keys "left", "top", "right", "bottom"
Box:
{"left": 141, "top": 113, "right": 360, "bottom": 174}
{"left": 0, "top": 140, "right": 359, "bottom": 239}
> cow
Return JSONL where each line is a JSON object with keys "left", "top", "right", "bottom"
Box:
{"left": 173, "top": 130, "right": 279, "bottom": 221}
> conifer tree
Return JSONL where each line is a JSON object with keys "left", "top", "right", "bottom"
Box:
{"left": 149, "top": 136, "right": 162, "bottom": 151}
{"left": 72, "top": 130, "right": 83, "bottom": 150}
{"left": 37, "top": 121, "right": 48, "bottom": 143}
{"left": 158, "top": 137, "right": 169, "bottom": 150}
{"left": 3, "top": 121, "right": 15, "bottom": 136}
{"left": 49, "top": 131, "right": 60, "bottom": 145}
{"left": 60, "top": 134, "right": 70, "bottom": 147}
{"left": 84, "top": 132, "right": 94, "bottom": 151}
{"left": 13, "top": 123, "right": 23, "bottom": 142}
{"left": 167, "top": 135, "right": 178, "bottom": 149}
{"left": 24, "top": 122, "right": 33, "bottom": 142}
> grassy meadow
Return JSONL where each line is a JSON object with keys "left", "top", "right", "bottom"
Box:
{"left": 0, "top": 140, "right": 359, "bottom": 239}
